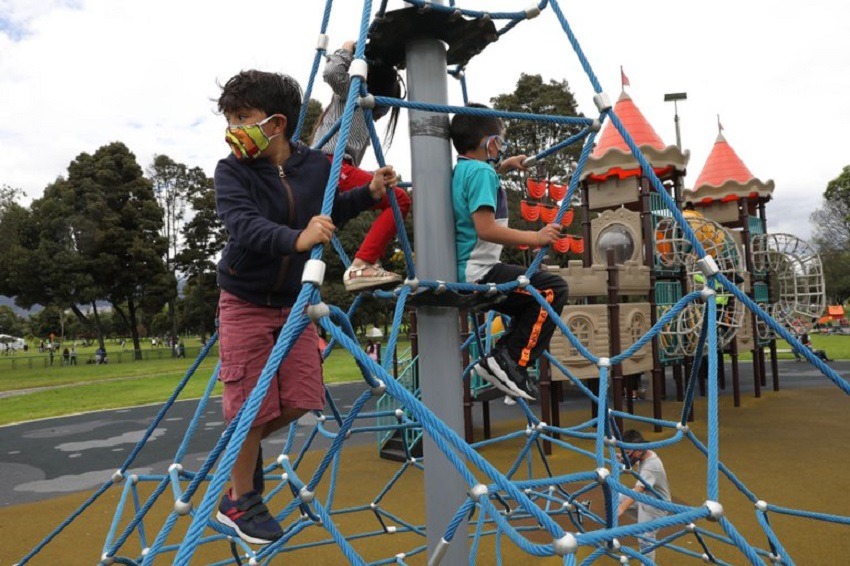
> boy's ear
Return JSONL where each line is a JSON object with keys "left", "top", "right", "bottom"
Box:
{"left": 273, "top": 114, "right": 288, "bottom": 137}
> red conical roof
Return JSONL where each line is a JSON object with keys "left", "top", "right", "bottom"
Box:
{"left": 683, "top": 131, "right": 774, "bottom": 207}
{"left": 692, "top": 133, "right": 754, "bottom": 188}
{"left": 592, "top": 91, "right": 666, "bottom": 157}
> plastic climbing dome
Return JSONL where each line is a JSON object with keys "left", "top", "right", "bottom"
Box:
{"left": 17, "top": 1, "right": 850, "bottom": 565}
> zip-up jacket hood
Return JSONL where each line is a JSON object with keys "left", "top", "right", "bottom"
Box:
{"left": 215, "top": 141, "right": 375, "bottom": 307}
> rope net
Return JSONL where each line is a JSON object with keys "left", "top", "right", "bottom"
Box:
{"left": 17, "top": 2, "right": 849, "bottom": 565}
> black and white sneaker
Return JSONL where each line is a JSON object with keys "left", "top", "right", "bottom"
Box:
{"left": 480, "top": 348, "right": 536, "bottom": 401}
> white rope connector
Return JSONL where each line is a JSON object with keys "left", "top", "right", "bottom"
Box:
{"left": 316, "top": 33, "right": 329, "bottom": 51}
{"left": 306, "top": 302, "right": 330, "bottom": 322}
{"left": 168, "top": 463, "right": 183, "bottom": 473}
{"left": 371, "top": 379, "right": 386, "bottom": 395}
{"left": 386, "top": 525, "right": 397, "bottom": 534}
{"left": 358, "top": 94, "right": 376, "bottom": 109}
{"left": 604, "top": 436, "right": 616, "bottom": 446}
{"left": 536, "top": 421, "right": 548, "bottom": 432}
{"left": 704, "top": 500, "right": 724, "bottom": 521}
{"left": 552, "top": 533, "right": 578, "bottom": 555}
{"left": 404, "top": 277, "right": 419, "bottom": 292}
{"left": 302, "top": 259, "right": 326, "bottom": 286}
{"left": 486, "top": 283, "right": 499, "bottom": 296}
{"left": 620, "top": 556, "right": 629, "bottom": 564}
{"left": 299, "top": 486, "right": 314, "bottom": 503}
{"left": 525, "top": 4, "right": 542, "bottom": 18}
{"left": 593, "top": 93, "right": 612, "bottom": 112}
{"left": 696, "top": 255, "right": 720, "bottom": 277}
{"left": 394, "top": 408, "right": 405, "bottom": 418}
{"left": 516, "top": 275, "right": 530, "bottom": 288}
{"left": 469, "top": 483, "right": 489, "bottom": 499}
{"left": 277, "top": 454, "right": 289, "bottom": 465}
{"left": 609, "top": 538, "right": 621, "bottom": 550}
{"left": 755, "top": 500, "right": 769, "bottom": 512}
{"left": 174, "top": 499, "right": 192, "bottom": 516}
{"left": 130, "top": 474, "right": 139, "bottom": 485}
{"left": 101, "top": 553, "right": 115, "bottom": 565}
{"left": 676, "top": 422, "right": 690, "bottom": 433}
{"left": 686, "top": 522, "right": 697, "bottom": 532}
{"left": 598, "top": 357, "right": 611, "bottom": 368}
{"left": 434, "top": 280, "right": 446, "bottom": 294}
{"left": 595, "top": 467, "right": 610, "bottom": 484}
{"left": 248, "top": 558, "right": 260, "bottom": 566}
{"left": 700, "top": 286, "right": 716, "bottom": 301}
{"left": 348, "top": 58, "right": 368, "bottom": 81}
{"left": 590, "top": 118, "right": 602, "bottom": 132}
{"left": 111, "top": 470, "right": 124, "bottom": 483}
{"left": 701, "top": 554, "right": 711, "bottom": 563}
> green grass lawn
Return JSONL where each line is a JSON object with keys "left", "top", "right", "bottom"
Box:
{"left": 736, "top": 333, "right": 849, "bottom": 361}
{"left": 0, "top": 337, "right": 407, "bottom": 426}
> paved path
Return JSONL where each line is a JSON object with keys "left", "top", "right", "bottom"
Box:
{"left": 1, "top": 360, "right": 846, "bottom": 507}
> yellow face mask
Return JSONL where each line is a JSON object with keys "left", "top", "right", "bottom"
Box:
{"left": 225, "top": 115, "right": 280, "bottom": 159}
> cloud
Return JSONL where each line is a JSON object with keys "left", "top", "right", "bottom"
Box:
{"left": 0, "top": 0, "right": 847, "bottom": 246}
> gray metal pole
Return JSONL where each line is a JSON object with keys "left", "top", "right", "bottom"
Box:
{"left": 405, "top": 38, "right": 468, "bottom": 565}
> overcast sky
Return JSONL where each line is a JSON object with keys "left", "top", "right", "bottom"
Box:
{"left": 2, "top": 0, "right": 848, "bottom": 243}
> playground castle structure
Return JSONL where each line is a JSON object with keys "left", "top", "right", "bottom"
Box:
{"left": 16, "top": 2, "right": 845, "bottom": 565}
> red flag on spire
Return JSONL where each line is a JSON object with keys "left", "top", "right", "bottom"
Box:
{"left": 620, "top": 66, "right": 630, "bottom": 89}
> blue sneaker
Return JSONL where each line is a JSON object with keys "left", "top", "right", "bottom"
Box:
{"left": 216, "top": 490, "right": 282, "bottom": 545}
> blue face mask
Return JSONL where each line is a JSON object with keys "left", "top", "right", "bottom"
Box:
{"left": 482, "top": 135, "right": 509, "bottom": 167}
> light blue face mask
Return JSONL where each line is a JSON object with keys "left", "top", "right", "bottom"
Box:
{"left": 482, "top": 135, "right": 509, "bottom": 167}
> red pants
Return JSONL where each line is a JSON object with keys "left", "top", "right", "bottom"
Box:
{"left": 335, "top": 157, "right": 412, "bottom": 264}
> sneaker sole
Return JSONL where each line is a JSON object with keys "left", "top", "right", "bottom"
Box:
{"left": 215, "top": 511, "right": 279, "bottom": 545}
{"left": 344, "top": 275, "right": 403, "bottom": 292}
{"left": 474, "top": 361, "right": 533, "bottom": 401}
{"left": 483, "top": 357, "right": 535, "bottom": 401}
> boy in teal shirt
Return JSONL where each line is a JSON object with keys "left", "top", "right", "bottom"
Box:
{"left": 450, "top": 104, "right": 568, "bottom": 400}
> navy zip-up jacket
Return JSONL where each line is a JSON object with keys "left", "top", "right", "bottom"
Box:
{"left": 215, "top": 141, "right": 376, "bottom": 307}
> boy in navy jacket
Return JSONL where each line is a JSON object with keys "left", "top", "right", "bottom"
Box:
{"left": 214, "top": 70, "right": 396, "bottom": 544}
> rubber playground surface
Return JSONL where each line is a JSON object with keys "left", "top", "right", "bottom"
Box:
{"left": 3, "top": 382, "right": 850, "bottom": 564}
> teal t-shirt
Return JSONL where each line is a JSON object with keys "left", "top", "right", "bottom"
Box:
{"left": 452, "top": 158, "right": 508, "bottom": 283}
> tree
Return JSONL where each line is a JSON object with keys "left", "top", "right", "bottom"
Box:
{"left": 299, "top": 98, "right": 324, "bottom": 146}
{"left": 147, "top": 155, "right": 189, "bottom": 342}
{"left": 0, "top": 305, "right": 26, "bottom": 337}
{"left": 491, "top": 74, "right": 584, "bottom": 267}
{"left": 23, "top": 142, "right": 170, "bottom": 356}
{"left": 174, "top": 167, "right": 223, "bottom": 339}
{"left": 811, "top": 165, "right": 850, "bottom": 303}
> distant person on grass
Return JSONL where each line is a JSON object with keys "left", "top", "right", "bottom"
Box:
{"left": 213, "top": 69, "right": 397, "bottom": 545}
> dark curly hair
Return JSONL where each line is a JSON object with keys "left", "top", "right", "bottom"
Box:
{"left": 217, "top": 70, "right": 302, "bottom": 139}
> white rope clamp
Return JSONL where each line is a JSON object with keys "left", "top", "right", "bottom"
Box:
{"left": 307, "top": 302, "right": 330, "bottom": 322}
{"left": 359, "top": 94, "right": 376, "bottom": 109}
{"left": 348, "top": 58, "right": 369, "bottom": 81}
{"left": 552, "top": 533, "right": 578, "bottom": 555}
{"left": 593, "top": 93, "right": 612, "bottom": 112}
{"left": 525, "top": 4, "right": 542, "bottom": 18}
{"left": 302, "top": 259, "right": 326, "bottom": 286}
{"left": 316, "top": 33, "right": 329, "bottom": 51}
{"left": 704, "top": 500, "right": 724, "bottom": 521}
{"left": 696, "top": 255, "right": 720, "bottom": 277}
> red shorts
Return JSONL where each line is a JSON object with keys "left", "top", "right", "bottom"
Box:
{"left": 218, "top": 290, "right": 325, "bottom": 426}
